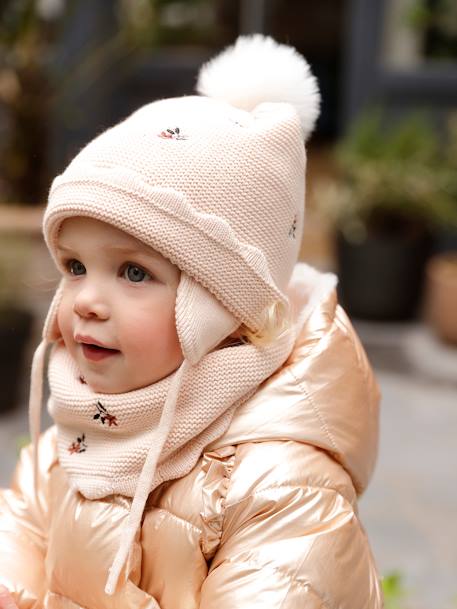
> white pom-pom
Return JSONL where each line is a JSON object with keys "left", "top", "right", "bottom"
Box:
{"left": 196, "top": 34, "right": 321, "bottom": 140}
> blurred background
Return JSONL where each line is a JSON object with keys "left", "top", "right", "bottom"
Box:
{"left": 0, "top": 1, "right": 456, "bottom": 607}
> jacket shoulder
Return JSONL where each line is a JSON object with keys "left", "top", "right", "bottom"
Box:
{"left": 227, "top": 440, "right": 357, "bottom": 508}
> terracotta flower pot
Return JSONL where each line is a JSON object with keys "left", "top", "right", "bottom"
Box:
{"left": 424, "top": 252, "right": 457, "bottom": 345}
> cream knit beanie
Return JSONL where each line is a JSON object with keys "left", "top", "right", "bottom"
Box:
{"left": 28, "top": 33, "right": 320, "bottom": 596}
{"left": 44, "top": 33, "right": 320, "bottom": 324}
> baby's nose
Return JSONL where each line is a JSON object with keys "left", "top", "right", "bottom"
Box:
{"left": 73, "top": 285, "right": 110, "bottom": 320}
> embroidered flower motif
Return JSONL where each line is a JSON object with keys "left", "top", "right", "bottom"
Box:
{"left": 68, "top": 433, "right": 87, "bottom": 454}
{"left": 93, "top": 401, "right": 118, "bottom": 427}
{"left": 158, "top": 127, "right": 188, "bottom": 140}
{"left": 288, "top": 214, "right": 298, "bottom": 239}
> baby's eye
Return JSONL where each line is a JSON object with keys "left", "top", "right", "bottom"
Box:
{"left": 66, "top": 259, "right": 85, "bottom": 276}
{"left": 123, "top": 263, "right": 152, "bottom": 283}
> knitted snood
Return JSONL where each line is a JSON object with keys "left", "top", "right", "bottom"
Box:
{"left": 47, "top": 325, "right": 295, "bottom": 501}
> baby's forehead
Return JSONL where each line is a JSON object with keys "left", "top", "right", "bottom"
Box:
{"left": 57, "top": 216, "right": 162, "bottom": 258}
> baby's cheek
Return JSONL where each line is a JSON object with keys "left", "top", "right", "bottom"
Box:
{"left": 125, "top": 307, "right": 182, "bottom": 366}
{"left": 57, "top": 296, "right": 72, "bottom": 345}
{"left": 124, "top": 312, "right": 166, "bottom": 350}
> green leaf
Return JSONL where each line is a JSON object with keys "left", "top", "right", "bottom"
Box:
{"left": 381, "top": 571, "right": 410, "bottom": 609}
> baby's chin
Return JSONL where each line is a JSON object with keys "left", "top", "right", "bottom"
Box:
{"left": 79, "top": 370, "right": 167, "bottom": 394}
{"left": 70, "top": 349, "right": 182, "bottom": 394}
{"left": 67, "top": 350, "right": 139, "bottom": 394}
{"left": 82, "top": 376, "right": 145, "bottom": 394}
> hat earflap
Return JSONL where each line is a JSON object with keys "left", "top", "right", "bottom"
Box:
{"left": 175, "top": 273, "right": 240, "bottom": 366}
{"left": 42, "top": 279, "right": 64, "bottom": 343}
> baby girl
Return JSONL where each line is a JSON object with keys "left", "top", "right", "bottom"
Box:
{"left": 0, "top": 34, "right": 383, "bottom": 608}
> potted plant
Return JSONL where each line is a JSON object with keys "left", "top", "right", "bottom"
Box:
{"left": 315, "top": 109, "right": 457, "bottom": 320}
{"left": 0, "top": 233, "right": 34, "bottom": 413}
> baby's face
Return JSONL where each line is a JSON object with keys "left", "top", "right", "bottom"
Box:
{"left": 56, "top": 217, "right": 183, "bottom": 393}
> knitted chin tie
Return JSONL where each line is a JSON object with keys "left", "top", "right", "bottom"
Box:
{"left": 104, "top": 357, "right": 189, "bottom": 596}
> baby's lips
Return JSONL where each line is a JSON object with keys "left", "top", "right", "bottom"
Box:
{"left": 75, "top": 334, "right": 120, "bottom": 352}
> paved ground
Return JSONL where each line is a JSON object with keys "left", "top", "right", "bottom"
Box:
{"left": 354, "top": 321, "right": 457, "bottom": 609}
{"left": 1, "top": 300, "right": 456, "bottom": 609}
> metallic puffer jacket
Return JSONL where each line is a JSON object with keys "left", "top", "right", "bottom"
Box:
{"left": 0, "top": 288, "right": 383, "bottom": 609}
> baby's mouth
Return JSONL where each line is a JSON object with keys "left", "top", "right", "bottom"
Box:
{"left": 81, "top": 343, "right": 121, "bottom": 361}
{"left": 86, "top": 344, "right": 118, "bottom": 352}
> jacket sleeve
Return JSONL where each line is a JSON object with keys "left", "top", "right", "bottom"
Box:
{"left": 199, "top": 441, "right": 383, "bottom": 609}
{"left": 0, "top": 425, "right": 57, "bottom": 609}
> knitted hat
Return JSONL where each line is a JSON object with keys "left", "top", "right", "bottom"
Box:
{"left": 28, "top": 33, "right": 320, "bottom": 596}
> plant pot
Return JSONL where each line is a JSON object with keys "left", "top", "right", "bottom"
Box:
{"left": 423, "top": 252, "right": 457, "bottom": 345}
{"left": 336, "top": 220, "right": 432, "bottom": 320}
{"left": 0, "top": 307, "right": 34, "bottom": 413}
